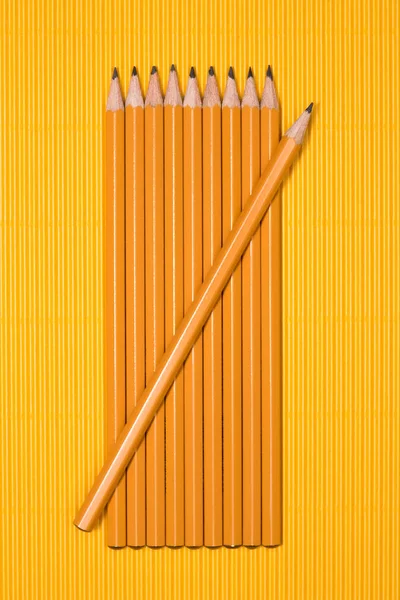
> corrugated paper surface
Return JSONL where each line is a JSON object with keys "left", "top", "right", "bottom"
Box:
{"left": 1, "top": 0, "right": 399, "bottom": 597}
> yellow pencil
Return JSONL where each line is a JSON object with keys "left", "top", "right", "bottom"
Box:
{"left": 241, "top": 67, "right": 261, "bottom": 546}
{"left": 125, "top": 66, "right": 146, "bottom": 547}
{"left": 144, "top": 66, "right": 165, "bottom": 547}
{"left": 203, "top": 66, "right": 223, "bottom": 548}
{"left": 105, "top": 68, "right": 126, "bottom": 548}
{"left": 183, "top": 67, "right": 203, "bottom": 547}
{"left": 164, "top": 65, "right": 185, "bottom": 547}
{"left": 260, "top": 65, "right": 282, "bottom": 546}
{"left": 222, "top": 67, "right": 242, "bottom": 547}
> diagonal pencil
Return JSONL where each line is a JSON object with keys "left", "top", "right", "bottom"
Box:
{"left": 74, "top": 105, "right": 314, "bottom": 533}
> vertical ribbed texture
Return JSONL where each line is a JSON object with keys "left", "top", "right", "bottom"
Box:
{"left": 0, "top": 0, "right": 399, "bottom": 597}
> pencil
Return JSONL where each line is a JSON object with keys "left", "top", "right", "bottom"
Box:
{"left": 74, "top": 105, "right": 314, "bottom": 532}
{"left": 105, "top": 68, "right": 126, "bottom": 548}
{"left": 260, "top": 66, "right": 282, "bottom": 546}
{"left": 241, "top": 67, "right": 261, "bottom": 547}
{"left": 202, "top": 66, "right": 223, "bottom": 548}
{"left": 164, "top": 65, "right": 185, "bottom": 547}
{"left": 222, "top": 67, "right": 242, "bottom": 547}
{"left": 144, "top": 66, "right": 165, "bottom": 547}
{"left": 125, "top": 66, "right": 146, "bottom": 547}
{"left": 183, "top": 67, "right": 203, "bottom": 547}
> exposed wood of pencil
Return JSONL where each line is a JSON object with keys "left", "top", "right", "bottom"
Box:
{"left": 74, "top": 106, "right": 313, "bottom": 533}
{"left": 222, "top": 69, "right": 242, "bottom": 547}
{"left": 261, "top": 67, "right": 282, "bottom": 546}
{"left": 183, "top": 68, "right": 203, "bottom": 547}
{"left": 202, "top": 67, "right": 223, "bottom": 548}
{"left": 125, "top": 68, "right": 146, "bottom": 547}
{"left": 164, "top": 66, "right": 185, "bottom": 547}
{"left": 144, "top": 68, "right": 165, "bottom": 547}
{"left": 105, "top": 69, "right": 126, "bottom": 548}
{"left": 241, "top": 69, "right": 261, "bottom": 546}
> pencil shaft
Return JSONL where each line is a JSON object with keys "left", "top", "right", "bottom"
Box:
{"left": 105, "top": 109, "right": 126, "bottom": 547}
{"left": 164, "top": 104, "right": 185, "bottom": 547}
{"left": 74, "top": 134, "right": 303, "bottom": 533}
{"left": 183, "top": 105, "right": 203, "bottom": 547}
{"left": 145, "top": 105, "right": 165, "bottom": 547}
{"left": 261, "top": 107, "right": 282, "bottom": 546}
{"left": 241, "top": 105, "right": 261, "bottom": 546}
{"left": 125, "top": 104, "right": 146, "bottom": 546}
{"left": 222, "top": 105, "right": 242, "bottom": 546}
{"left": 203, "top": 104, "right": 223, "bottom": 547}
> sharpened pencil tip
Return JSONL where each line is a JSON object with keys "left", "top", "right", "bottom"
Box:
{"left": 112, "top": 67, "right": 118, "bottom": 80}
{"left": 170, "top": 64, "right": 176, "bottom": 72}
{"left": 228, "top": 66, "right": 234, "bottom": 79}
{"left": 306, "top": 102, "right": 314, "bottom": 113}
{"left": 151, "top": 65, "right": 157, "bottom": 75}
{"left": 132, "top": 66, "right": 137, "bottom": 76}
{"left": 247, "top": 67, "right": 253, "bottom": 79}
{"left": 267, "top": 65, "right": 273, "bottom": 80}
{"left": 208, "top": 66, "right": 215, "bottom": 76}
{"left": 190, "top": 66, "right": 196, "bottom": 78}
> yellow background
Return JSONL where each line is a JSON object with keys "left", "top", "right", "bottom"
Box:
{"left": 1, "top": 0, "right": 399, "bottom": 597}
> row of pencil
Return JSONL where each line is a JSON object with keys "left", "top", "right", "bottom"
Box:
{"left": 106, "top": 65, "right": 282, "bottom": 548}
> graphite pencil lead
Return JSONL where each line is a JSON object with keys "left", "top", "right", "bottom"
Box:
{"left": 228, "top": 66, "right": 234, "bottom": 79}
{"left": 145, "top": 68, "right": 163, "bottom": 107}
{"left": 151, "top": 65, "right": 157, "bottom": 75}
{"left": 285, "top": 107, "right": 313, "bottom": 144}
{"left": 203, "top": 69, "right": 221, "bottom": 107}
{"left": 261, "top": 68, "right": 279, "bottom": 110}
{"left": 170, "top": 64, "right": 176, "bottom": 72}
{"left": 164, "top": 65, "right": 182, "bottom": 106}
{"left": 306, "top": 102, "right": 314, "bottom": 113}
{"left": 247, "top": 67, "right": 253, "bottom": 79}
{"left": 107, "top": 69, "right": 124, "bottom": 111}
{"left": 266, "top": 65, "right": 273, "bottom": 80}
{"left": 242, "top": 71, "right": 259, "bottom": 107}
{"left": 126, "top": 67, "right": 144, "bottom": 108}
{"left": 222, "top": 69, "right": 240, "bottom": 108}
{"left": 183, "top": 69, "right": 202, "bottom": 107}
